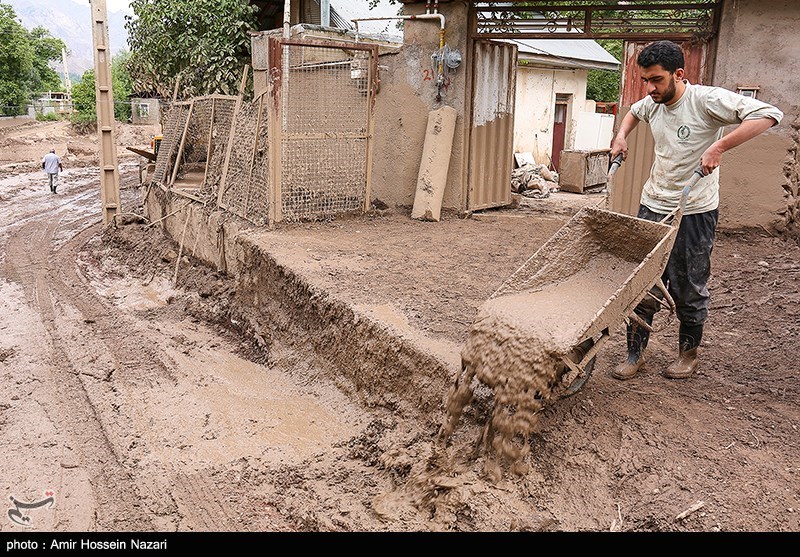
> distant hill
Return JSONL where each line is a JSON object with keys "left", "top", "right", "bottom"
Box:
{"left": 7, "top": 0, "right": 130, "bottom": 78}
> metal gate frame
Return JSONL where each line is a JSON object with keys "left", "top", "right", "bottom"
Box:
{"left": 266, "top": 37, "right": 379, "bottom": 224}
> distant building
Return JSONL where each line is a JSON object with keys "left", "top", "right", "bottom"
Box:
{"left": 33, "top": 91, "right": 72, "bottom": 116}
{"left": 508, "top": 39, "right": 620, "bottom": 171}
{"left": 130, "top": 97, "right": 161, "bottom": 125}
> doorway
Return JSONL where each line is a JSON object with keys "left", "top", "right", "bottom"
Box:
{"left": 551, "top": 94, "right": 570, "bottom": 172}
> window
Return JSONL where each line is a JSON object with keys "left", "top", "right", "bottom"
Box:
{"left": 555, "top": 94, "right": 570, "bottom": 124}
{"left": 736, "top": 86, "right": 759, "bottom": 99}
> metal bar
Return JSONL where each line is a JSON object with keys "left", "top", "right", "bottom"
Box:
{"left": 472, "top": 32, "right": 702, "bottom": 40}
{"left": 363, "top": 48, "right": 376, "bottom": 213}
{"left": 269, "top": 37, "right": 283, "bottom": 224}
{"left": 278, "top": 38, "right": 379, "bottom": 52}
{"left": 201, "top": 98, "right": 216, "bottom": 197}
{"left": 629, "top": 312, "right": 654, "bottom": 333}
{"left": 473, "top": 2, "right": 720, "bottom": 12}
{"left": 281, "top": 132, "right": 369, "bottom": 140}
{"left": 215, "top": 65, "right": 249, "bottom": 208}
{"left": 321, "top": 0, "right": 330, "bottom": 27}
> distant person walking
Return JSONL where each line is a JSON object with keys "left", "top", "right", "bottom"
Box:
{"left": 42, "top": 149, "right": 63, "bottom": 194}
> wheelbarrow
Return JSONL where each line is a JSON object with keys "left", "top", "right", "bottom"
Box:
{"left": 440, "top": 157, "right": 705, "bottom": 443}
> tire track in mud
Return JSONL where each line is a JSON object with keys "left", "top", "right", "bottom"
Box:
{"left": 3, "top": 217, "right": 155, "bottom": 530}
{"left": 0, "top": 173, "right": 244, "bottom": 531}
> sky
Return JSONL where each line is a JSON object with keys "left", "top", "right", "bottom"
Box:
{"left": 72, "top": 0, "right": 133, "bottom": 14}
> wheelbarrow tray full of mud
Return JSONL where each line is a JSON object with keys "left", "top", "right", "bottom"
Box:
{"left": 456, "top": 162, "right": 705, "bottom": 408}
{"left": 457, "top": 193, "right": 696, "bottom": 420}
{"left": 441, "top": 200, "right": 685, "bottom": 445}
{"left": 440, "top": 165, "right": 705, "bottom": 462}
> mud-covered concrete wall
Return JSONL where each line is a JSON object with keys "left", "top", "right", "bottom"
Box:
{"left": 141, "top": 186, "right": 250, "bottom": 275}
{"left": 371, "top": 1, "right": 470, "bottom": 211}
{"left": 234, "top": 239, "right": 457, "bottom": 419}
{"left": 141, "top": 186, "right": 459, "bottom": 420}
{"left": 713, "top": 0, "right": 799, "bottom": 229}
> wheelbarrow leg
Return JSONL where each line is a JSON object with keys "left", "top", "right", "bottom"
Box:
{"left": 555, "top": 328, "right": 609, "bottom": 399}
{"left": 651, "top": 279, "right": 676, "bottom": 314}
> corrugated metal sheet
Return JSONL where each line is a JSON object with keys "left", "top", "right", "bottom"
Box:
{"left": 621, "top": 41, "right": 710, "bottom": 107}
{"left": 468, "top": 40, "right": 517, "bottom": 211}
{"left": 608, "top": 107, "right": 654, "bottom": 216}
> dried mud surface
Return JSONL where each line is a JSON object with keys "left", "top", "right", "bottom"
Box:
{"left": 0, "top": 120, "right": 798, "bottom": 533}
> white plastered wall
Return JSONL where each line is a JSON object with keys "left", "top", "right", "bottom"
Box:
{"left": 512, "top": 66, "right": 588, "bottom": 166}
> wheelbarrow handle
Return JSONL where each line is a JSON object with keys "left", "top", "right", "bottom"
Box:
{"left": 608, "top": 153, "right": 624, "bottom": 177}
{"left": 681, "top": 166, "right": 706, "bottom": 202}
{"left": 659, "top": 166, "right": 708, "bottom": 225}
{"left": 683, "top": 166, "right": 705, "bottom": 194}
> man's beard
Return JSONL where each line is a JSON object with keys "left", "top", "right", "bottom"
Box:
{"left": 652, "top": 79, "right": 677, "bottom": 104}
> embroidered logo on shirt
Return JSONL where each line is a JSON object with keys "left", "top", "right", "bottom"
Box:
{"left": 677, "top": 125, "right": 691, "bottom": 140}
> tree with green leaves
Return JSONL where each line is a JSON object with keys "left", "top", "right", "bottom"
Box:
{"left": 70, "top": 51, "right": 135, "bottom": 125}
{"left": 69, "top": 68, "right": 95, "bottom": 121}
{"left": 28, "top": 26, "right": 65, "bottom": 93}
{"left": 0, "top": 3, "right": 65, "bottom": 116}
{"left": 112, "top": 50, "right": 134, "bottom": 121}
{"left": 125, "top": 0, "right": 258, "bottom": 98}
{"left": 587, "top": 39, "right": 622, "bottom": 103}
{"left": 0, "top": 3, "right": 34, "bottom": 115}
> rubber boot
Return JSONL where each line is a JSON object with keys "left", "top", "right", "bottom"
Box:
{"left": 611, "top": 315, "right": 652, "bottom": 381}
{"left": 663, "top": 323, "right": 703, "bottom": 379}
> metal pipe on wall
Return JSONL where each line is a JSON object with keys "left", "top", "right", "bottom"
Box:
{"left": 321, "top": 0, "right": 330, "bottom": 27}
{"left": 283, "top": 0, "right": 291, "bottom": 38}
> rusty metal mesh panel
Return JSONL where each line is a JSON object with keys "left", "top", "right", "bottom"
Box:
{"left": 219, "top": 98, "right": 270, "bottom": 226}
{"left": 281, "top": 138, "right": 367, "bottom": 221}
{"left": 199, "top": 97, "right": 237, "bottom": 202}
{"left": 170, "top": 98, "right": 211, "bottom": 187}
{"left": 151, "top": 103, "right": 189, "bottom": 185}
{"left": 280, "top": 44, "right": 370, "bottom": 222}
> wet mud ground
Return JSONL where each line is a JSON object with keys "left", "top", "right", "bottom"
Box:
{"left": 0, "top": 121, "right": 798, "bottom": 533}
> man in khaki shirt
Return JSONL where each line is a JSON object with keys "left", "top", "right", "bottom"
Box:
{"left": 609, "top": 40, "right": 782, "bottom": 381}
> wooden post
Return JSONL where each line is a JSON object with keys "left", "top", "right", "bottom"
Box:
{"left": 90, "top": 0, "right": 120, "bottom": 226}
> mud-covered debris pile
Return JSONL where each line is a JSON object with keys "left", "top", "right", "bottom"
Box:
{"left": 440, "top": 289, "right": 577, "bottom": 480}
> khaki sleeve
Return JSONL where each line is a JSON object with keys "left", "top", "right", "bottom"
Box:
{"left": 706, "top": 88, "right": 784, "bottom": 127}
{"left": 630, "top": 97, "right": 651, "bottom": 123}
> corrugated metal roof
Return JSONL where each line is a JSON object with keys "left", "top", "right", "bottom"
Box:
{"left": 503, "top": 39, "right": 620, "bottom": 71}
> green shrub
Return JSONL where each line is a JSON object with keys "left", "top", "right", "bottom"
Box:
{"left": 69, "top": 110, "right": 97, "bottom": 133}
{"left": 35, "top": 111, "right": 60, "bottom": 121}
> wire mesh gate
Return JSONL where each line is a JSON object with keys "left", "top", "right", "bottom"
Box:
{"left": 268, "top": 38, "right": 378, "bottom": 224}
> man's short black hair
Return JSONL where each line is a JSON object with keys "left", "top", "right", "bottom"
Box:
{"left": 637, "top": 40, "right": 684, "bottom": 73}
